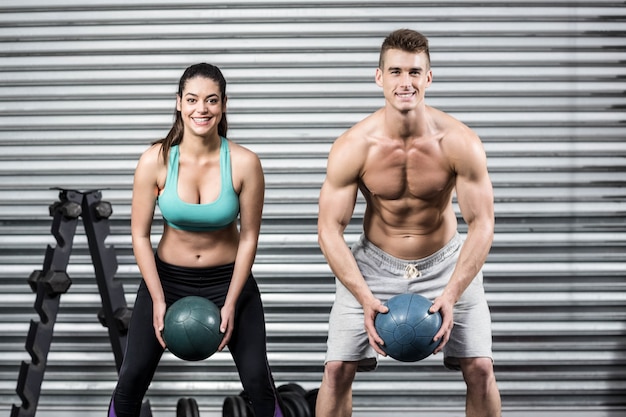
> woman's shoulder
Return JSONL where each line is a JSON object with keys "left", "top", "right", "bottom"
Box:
{"left": 224, "top": 138, "right": 263, "bottom": 182}
{"left": 225, "top": 138, "right": 260, "bottom": 163}
{"left": 137, "top": 142, "right": 168, "bottom": 169}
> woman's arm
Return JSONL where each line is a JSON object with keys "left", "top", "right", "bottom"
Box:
{"left": 130, "top": 144, "right": 167, "bottom": 347}
{"left": 218, "top": 144, "right": 265, "bottom": 350}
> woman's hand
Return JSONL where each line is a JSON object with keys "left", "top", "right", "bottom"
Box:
{"left": 153, "top": 299, "right": 167, "bottom": 348}
{"left": 217, "top": 303, "right": 235, "bottom": 351}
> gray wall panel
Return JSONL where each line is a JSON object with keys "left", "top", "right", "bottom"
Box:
{"left": 0, "top": 1, "right": 624, "bottom": 416}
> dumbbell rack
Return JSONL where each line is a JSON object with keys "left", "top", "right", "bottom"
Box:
{"left": 11, "top": 189, "right": 152, "bottom": 417}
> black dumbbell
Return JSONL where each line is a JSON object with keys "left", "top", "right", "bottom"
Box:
{"left": 93, "top": 200, "right": 113, "bottom": 219}
{"left": 58, "top": 201, "right": 82, "bottom": 219}
{"left": 97, "top": 307, "right": 133, "bottom": 333}
{"left": 30, "top": 270, "right": 72, "bottom": 296}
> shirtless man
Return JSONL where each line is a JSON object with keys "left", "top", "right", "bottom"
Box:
{"left": 316, "top": 29, "right": 501, "bottom": 417}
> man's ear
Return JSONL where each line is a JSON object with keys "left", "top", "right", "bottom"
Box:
{"left": 375, "top": 67, "right": 383, "bottom": 87}
{"left": 426, "top": 69, "right": 433, "bottom": 88}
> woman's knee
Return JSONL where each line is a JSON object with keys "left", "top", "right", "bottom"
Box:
{"left": 115, "top": 361, "right": 156, "bottom": 401}
{"left": 111, "top": 387, "right": 144, "bottom": 417}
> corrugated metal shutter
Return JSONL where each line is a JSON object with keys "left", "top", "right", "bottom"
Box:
{"left": 1, "top": 1, "right": 624, "bottom": 416}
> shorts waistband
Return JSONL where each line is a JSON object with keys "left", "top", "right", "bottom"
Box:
{"left": 357, "top": 233, "right": 462, "bottom": 272}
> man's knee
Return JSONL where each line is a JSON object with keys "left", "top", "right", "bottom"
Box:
{"left": 323, "top": 361, "right": 358, "bottom": 388}
{"left": 459, "top": 357, "right": 496, "bottom": 387}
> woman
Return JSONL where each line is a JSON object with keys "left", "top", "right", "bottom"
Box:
{"left": 108, "top": 63, "right": 284, "bottom": 417}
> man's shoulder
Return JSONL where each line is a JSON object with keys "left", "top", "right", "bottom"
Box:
{"left": 428, "top": 105, "right": 463, "bottom": 127}
{"left": 336, "top": 110, "right": 383, "bottom": 144}
{"left": 427, "top": 106, "right": 479, "bottom": 144}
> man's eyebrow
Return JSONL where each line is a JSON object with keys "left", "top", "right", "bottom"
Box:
{"left": 386, "top": 66, "right": 423, "bottom": 71}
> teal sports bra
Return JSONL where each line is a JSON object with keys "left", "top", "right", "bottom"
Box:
{"left": 158, "top": 137, "right": 240, "bottom": 232}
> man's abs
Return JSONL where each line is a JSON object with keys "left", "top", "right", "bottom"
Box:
{"left": 363, "top": 205, "right": 458, "bottom": 260}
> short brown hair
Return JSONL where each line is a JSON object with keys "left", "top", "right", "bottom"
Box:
{"left": 379, "top": 29, "right": 431, "bottom": 69}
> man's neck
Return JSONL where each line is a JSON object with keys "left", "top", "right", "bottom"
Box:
{"left": 382, "top": 105, "right": 431, "bottom": 140}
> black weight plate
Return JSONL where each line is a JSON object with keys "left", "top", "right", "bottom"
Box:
{"left": 176, "top": 398, "right": 191, "bottom": 417}
{"left": 277, "top": 383, "right": 307, "bottom": 397}
{"left": 223, "top": 395, "right": 247, "bottom": 417}
{"left": 304, "top": 388, "right": 319, "bottom": 417}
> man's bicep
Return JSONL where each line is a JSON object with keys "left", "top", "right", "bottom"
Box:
{"left": 319, "top": 137, "right": 362, "bottom": 226}
{"left": 318, "top": 179, "right": 359, "bottom": 229}
{"left": 451, "top": 131, "right": 492, "bottom": 218}
{"left": 455, "top": 162, "right": 494, "bottom": 227}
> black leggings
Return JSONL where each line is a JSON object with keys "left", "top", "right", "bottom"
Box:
{"left": 109, "top": 255, "right": 283, "bottom": 417}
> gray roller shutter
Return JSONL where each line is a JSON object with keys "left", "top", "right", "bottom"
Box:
{"left": 0, "top": 1, "right": 624, "bottom": 416}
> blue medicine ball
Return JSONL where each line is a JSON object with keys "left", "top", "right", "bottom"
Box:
{"left": 163, "top": 296, "right": 223, "bottom": 361}
{"left": 374, "top": 293, "right": 442, "bottom": 362}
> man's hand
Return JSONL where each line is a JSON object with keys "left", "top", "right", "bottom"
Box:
{"left": 363, "top": 298, "right": 389, "bottom": 355}
{"left": 429, "top": 294, "right": 455, "bottom": 354}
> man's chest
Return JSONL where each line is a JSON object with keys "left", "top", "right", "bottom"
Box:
{"left": 361, "top": 142, "right": 453, "bottom": 201}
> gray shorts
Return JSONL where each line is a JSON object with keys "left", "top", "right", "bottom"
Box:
{"left": 325, "top": 233, "right": 494, "bottom": 371}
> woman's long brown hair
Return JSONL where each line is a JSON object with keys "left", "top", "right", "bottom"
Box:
{"left": 154, "top": 63, "right": 228, "bottom": 162}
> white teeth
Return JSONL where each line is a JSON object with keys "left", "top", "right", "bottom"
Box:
{"left": 193, "top": 117, "right": 209, "bottom": 122}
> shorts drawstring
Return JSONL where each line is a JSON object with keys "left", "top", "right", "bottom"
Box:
{"left": 404, "top": 264, "right": 421, "bottom": 279}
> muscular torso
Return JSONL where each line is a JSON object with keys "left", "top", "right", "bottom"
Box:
{"left": 358, "top": 111, "right": 459, "bottom": 259}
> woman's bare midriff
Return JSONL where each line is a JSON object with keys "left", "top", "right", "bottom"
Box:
{"left": 156, "top": 223, "right": 239, "bottom": 268}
